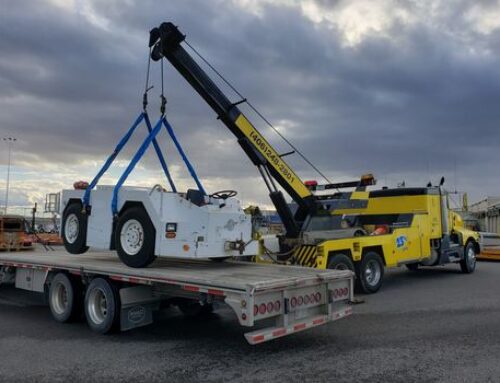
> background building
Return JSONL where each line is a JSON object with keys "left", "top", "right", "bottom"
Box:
{"left": 469, "top": 197, "right": 500, "bottom": 234}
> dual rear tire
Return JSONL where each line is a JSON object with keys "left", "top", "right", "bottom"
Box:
{"left": 327, "top": 252, "right": 384, "bottom": 294}
{"left": 48, "top": 274, "right": 120, "bottom": 334}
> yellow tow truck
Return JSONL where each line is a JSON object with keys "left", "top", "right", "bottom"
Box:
{"left": 284, "top": 177, "right": 480, "bottom": 293}
{"left": 151, "top": 23, "right": 479, "bottom": 294}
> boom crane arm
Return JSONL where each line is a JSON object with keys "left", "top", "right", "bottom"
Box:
{"left": 149, "top": 22, "right": 316, "bottom": 237}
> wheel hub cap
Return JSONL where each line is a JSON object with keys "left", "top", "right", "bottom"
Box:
{"left": 65, "top": 214, "right": 79, "bottom": 244}
{"left": 365, "top": 260, "right": 381, "bottom": 286}
{"left": 120, "top": 219, "right": 144, "bottom": 256}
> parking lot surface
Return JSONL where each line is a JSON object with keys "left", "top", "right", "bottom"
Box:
{"left": 1, "top": 261, "right": 499, "bottom": 382}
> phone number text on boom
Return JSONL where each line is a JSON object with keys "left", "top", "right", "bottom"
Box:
{"left": 249, "top": 131, "right": 295, "bottom": 183}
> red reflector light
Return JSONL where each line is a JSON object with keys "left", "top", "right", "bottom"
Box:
{"left": 291, "top": 297, "right": 297, "bottom": 308}
{"left": 267, "top": 302, "right": 274, "bottom": 313}
{"left": 274, "top": 301, "right": 281, "bottom": 311}
{"left": 254, "top": 305, "right": 258, "bottom": 316}
{"left": 259, "top": 303, "right": 267, "bottom": 315}
{"left": 242, "top": 313, "right": 247, "bottom": 320}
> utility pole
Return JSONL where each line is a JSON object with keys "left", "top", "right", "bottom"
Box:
{"left": 3, "top": 137, "right": 17, "bottom": 214}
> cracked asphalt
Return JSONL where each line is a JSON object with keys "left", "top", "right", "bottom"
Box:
{"left": 1, "top": 261, "right": 499, "bottom": 382}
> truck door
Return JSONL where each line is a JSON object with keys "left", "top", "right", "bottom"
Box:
{"left": 392, "top": 220, "right": 422, "bottom": 263}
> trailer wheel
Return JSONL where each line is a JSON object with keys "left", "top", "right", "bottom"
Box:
{"left": 460, "top": 241, "right": 477, "bottom": 274}
{"left": 177, "top": 299, "right": 213, "bottom": 317}
{"left": 355, "top": 252, "right": 384, "bottom": 294}
{"left": 116, "top": 207, "right": 156, "bottom": 268}
{"left": 62, "top": 203, "right": 89, "bottom": 254}
{"left": 327, "top": 253, "right": 354, "bottom": 271}
{"left": 84, "top": 278, "right": 120, "bottom": 334}
{"left": 48, "top": 272, "right": 82, "bottom": 323}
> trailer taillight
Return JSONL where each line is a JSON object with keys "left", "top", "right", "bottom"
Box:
{"left": 267, "top": 302, "right": 274, "bottom": 313}
{"left": 274, "top": 300, "right": 281, "bottom": 312}
{"left": 259, "top": 303, "right": 267, "bottom": 315}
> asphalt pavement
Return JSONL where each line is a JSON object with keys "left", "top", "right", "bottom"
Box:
{"left": 1, "top": 261, "right": 499, "bottom": 382}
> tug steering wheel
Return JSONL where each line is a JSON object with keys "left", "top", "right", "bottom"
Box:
{"left": 210, "top": 190, "right": 238, "bottom": 200}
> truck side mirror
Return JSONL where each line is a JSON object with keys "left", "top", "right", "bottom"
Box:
{"left": 439, "top": 177, "right": 445, "bottom": 186}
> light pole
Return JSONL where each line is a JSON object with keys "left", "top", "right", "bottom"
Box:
{"left": 3, "top": 137, "right": 17, "bottom": 214}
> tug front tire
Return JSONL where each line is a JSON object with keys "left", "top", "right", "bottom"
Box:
{"left": 62, "top": 203, "right": 89, "bottom": 254}
{"left": 115, "top": 207, "right": 156, "bottom": 268}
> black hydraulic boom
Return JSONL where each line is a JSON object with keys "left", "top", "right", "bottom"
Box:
{"left": 149, "top": 22, "right": 317, "bottom": 237}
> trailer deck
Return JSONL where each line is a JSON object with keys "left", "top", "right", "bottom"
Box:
{"left": 0, "top": 248, "right": 354, "bottom": 344}
{"left": 0, "top": 249, "right": 351, "bottom": 291}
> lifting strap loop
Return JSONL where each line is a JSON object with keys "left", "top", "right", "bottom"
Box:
{"left": 162, "top": 116, "right": 206, "bottom": 195}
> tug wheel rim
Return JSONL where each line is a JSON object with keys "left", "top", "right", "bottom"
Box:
{"left": 120, "top": 219, "right": 144, "bottom": 256}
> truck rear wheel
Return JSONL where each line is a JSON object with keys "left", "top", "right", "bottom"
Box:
{"left": 115, "top": 207, "right": 156, "bottom": 268}
{"left": 460, "top": 242, "right": 477, "bottom": 274}
{"left": 62, "top": 203, "right": 89, "bottom": 254}
{"left": 48, "top": 272, "right": 82, "bottom": 323}
{"left": 355, "top": 252, "right": 384, "bottom": 294}
{"left": 84, "top": 278, "right": 120, "bottom": 334}
{"left": 327, "top": 253, "right": 354, "bottom": 271}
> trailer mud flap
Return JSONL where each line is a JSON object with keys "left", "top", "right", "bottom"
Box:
{"left": 119, "top": 286, "right": 160, "bottom": 331}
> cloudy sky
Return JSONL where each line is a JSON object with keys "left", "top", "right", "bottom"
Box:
{"left": 1, "top": 0, "right": 499, "bottom": 214}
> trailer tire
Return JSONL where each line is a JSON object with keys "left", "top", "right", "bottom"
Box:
{"left": 460, "top": 241, "right": 477, "bottom": 274}
{"left": 62, "top": 203, "right": 89, "bottom": 254}
{"left": 116, "top": 207, "right": 156, "bottom": 268}
{"left": 327, "top": 253, "right": 355, "bottom": 271}
{"left": 48, "top": 272, "right": 82, "bottom": 323}
{"left": 84, "top": 278, "right": 120, "bottom": 334}
{"left": 355, "top": 252, "right": 384, "bottom": 294}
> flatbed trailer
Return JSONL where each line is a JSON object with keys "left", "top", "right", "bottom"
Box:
{"left": 0, "top": 248, "right": 353, "bottom": 344}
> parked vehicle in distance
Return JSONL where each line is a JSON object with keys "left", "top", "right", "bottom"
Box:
{"left": 0, "top": 215, "right": 33, "bottom": 251}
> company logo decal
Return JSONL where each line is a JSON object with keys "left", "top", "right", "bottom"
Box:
{"left": 396, "top": 235, "right": 408, "bottom": 249}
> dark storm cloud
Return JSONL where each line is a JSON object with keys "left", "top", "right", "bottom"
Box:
{"left": 0, "top": 0, "right": 499, "bottom": 203}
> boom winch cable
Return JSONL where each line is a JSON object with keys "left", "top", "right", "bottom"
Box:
{"left": 184, "top": 40, "right": 332, "bottom": 184}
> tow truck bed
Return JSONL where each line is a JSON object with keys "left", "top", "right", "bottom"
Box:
{"left": 0, "top": 249, "right": 354, "bottom": 344}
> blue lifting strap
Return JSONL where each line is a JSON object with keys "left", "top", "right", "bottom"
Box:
{"left": 144, "top": 113, "right": 177, "bottom": 193}
{"left": 83, "top": 112, "right": 176, "bottom": 209}
{"left": 162, "top": 116, "right": 206, "bottom": 195}
{"left": 111, "top": 117, "right": 164, "bottom": 215}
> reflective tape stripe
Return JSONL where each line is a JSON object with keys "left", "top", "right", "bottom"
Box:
{"left": 294, "top": 246, "right": 317, "bottom": 267}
